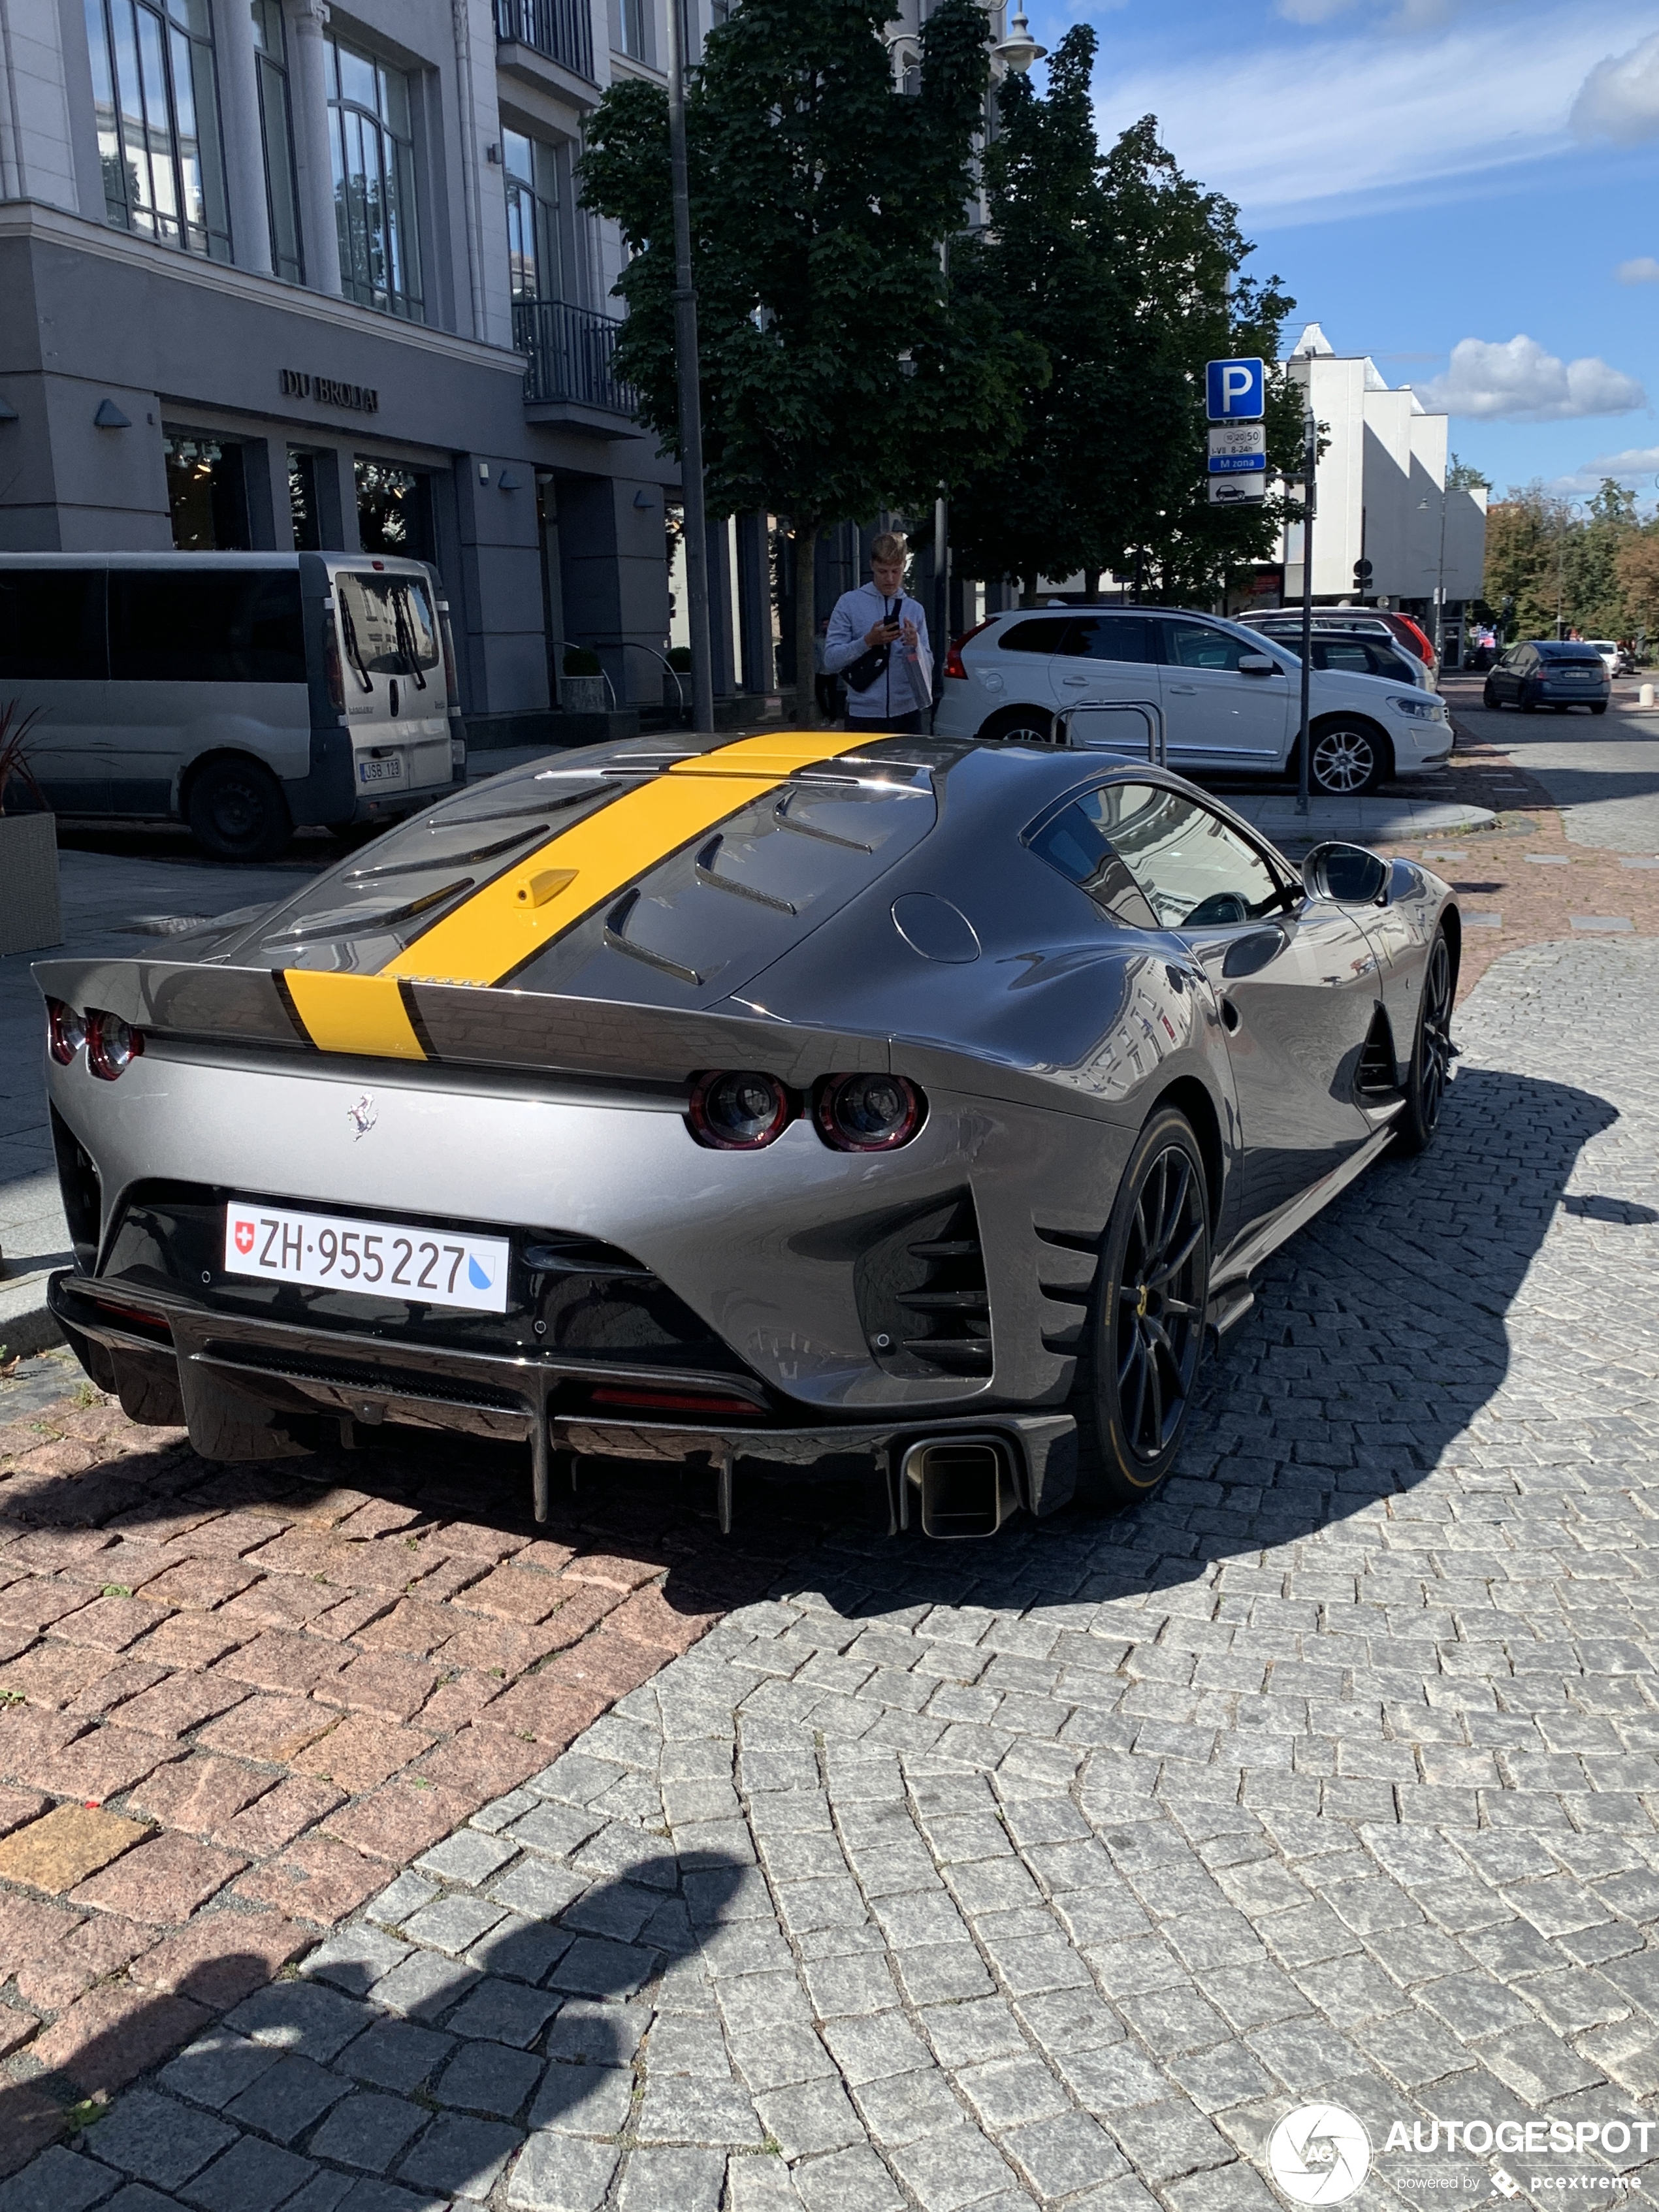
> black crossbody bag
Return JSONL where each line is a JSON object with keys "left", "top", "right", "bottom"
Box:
{"left": 843, "top": 599, "right": 903, "bottom": 694}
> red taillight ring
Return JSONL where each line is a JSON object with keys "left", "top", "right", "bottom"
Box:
{"left": 815, "top": 1073, "right": 924, "bottom": 1152}
{"left": 86, "top": 1009, "right": 144, "bottom": 1082}
{"left": 47, "top": 997, "right": 86, "bottom": 1066}
{"left": 687, "top": 1070, "right": 792, "bottom": 1150}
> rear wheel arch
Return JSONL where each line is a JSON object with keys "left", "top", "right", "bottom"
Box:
{"left": 1149, "top": 1075, "right": 1225, "bottom": 1233}
{"left": 182, "top": 749, "right": 294, "bottom": 862}
{"left": 976, "top": 703, "right": 1056, "bottom": 746}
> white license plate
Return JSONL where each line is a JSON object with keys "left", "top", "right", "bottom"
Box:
{"left": 358, "top": 754, "right": 406, "bottom": 786}
{"left": 223, "top": 1204, "right": 510, "bottom": 1313}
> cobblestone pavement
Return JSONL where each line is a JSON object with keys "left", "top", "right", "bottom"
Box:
{"left": 4, "top": 935, "right": 1658, "bottom": 2210}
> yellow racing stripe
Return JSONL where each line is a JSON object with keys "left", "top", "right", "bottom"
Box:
{"left": 376, "top": 729, "right": 852, "bottom": 992}
{"left": 283, "top": 970, "right": 425, "bottom": 1060}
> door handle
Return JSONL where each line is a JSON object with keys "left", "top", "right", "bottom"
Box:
{"left": 1061, "top": 675, "right": 1088, "bottom": 688}
{"left": 1168, "top": 684, "right": 1199, "bottom": 694}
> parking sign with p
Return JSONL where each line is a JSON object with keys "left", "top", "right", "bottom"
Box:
{"left": 1206, "top": 357, "right": 1264, "bottom": 421}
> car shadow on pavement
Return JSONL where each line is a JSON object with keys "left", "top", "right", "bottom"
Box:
{"left": 0, "top": 1851, "right": 764, "bottom": 2199}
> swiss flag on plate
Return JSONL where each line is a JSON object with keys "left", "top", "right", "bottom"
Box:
{"left": 233, "top": 1219, "right": 255, "bottom": 1255}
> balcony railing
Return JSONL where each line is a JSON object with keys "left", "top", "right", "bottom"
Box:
{"left": 494, "top": 0, "right": 594, "bottom": 81}
{"left": 512, "top": 298, "right": 637, "bottom": 417}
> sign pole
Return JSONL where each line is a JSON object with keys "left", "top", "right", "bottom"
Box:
{"left": 666, "top": 0, "right": 713, "bottom": 734}
{"left": 1296, "top": 411, "right": 1316, "bottom": 819}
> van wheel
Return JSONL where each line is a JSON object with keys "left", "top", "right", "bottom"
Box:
{"left": 187, "top": 758, "right": 293, "bottom": 862}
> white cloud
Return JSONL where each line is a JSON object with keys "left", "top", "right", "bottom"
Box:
{"left": 1421, "top": 334, "right": 1647, "bottom": 420}
{"left": 1093, "top": 7, "right": 1653, "bottom": 224}
{"left": 1615, "top": 254, "right": 1659, "bottom": 281}
{"left": 1572, "top": 29, "right": 1659, "bottom": 142}
{"left": 1549, "top": 445, "right": 1659, "bottom": 494}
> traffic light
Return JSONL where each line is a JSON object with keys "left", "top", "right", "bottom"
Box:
{"left": 1353, "top": 558, "right": 1374, "bottom": 587}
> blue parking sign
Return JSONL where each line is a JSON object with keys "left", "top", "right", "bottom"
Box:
{"left": 1206, "top": 357, "right": 1264, "bottom": 421}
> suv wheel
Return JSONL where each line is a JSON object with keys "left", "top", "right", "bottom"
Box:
{"left": 978, "top": 705, "right": 1056, "bottom": 746}
{"left": 1306, "top": 719, "right": 1389, "bottom": 797}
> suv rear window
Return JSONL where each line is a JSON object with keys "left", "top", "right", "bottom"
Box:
{"left": 999, "top": 618, "right": 1075, "bottom": 654}
{"left": 336, "top": 572, "right": 441, "bottom": 681}
{"left": 108, "top": 569, "right": 306, "bottom": 684}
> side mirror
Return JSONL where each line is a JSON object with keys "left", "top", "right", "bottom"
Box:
{"left": 1303, "top": 841, "right": 1390, "bottom": 906}
{"left": 1238, "top": 654, "right": 1280, "bottom": 676}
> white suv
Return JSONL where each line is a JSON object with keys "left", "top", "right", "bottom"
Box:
{"left": 935, "top": 605, "right": 1453, "bottom": 795}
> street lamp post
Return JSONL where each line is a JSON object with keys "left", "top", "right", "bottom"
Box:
{"left": 665, "top": 0, "right": 714, "bottom": 733}
{"left": 1296, "top": 411, "right": 1316, "bottom": 818}
{"left": 1417, "top": 483, "right": 1449, "bottom": 664}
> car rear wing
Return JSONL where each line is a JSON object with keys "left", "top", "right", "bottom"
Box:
{"left": 31, "top": 957, "right": 890, "bottom": 1089}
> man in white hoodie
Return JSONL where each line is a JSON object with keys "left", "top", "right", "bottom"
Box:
{"left": 822, "top": 531, "right": 933, "bottom": 733}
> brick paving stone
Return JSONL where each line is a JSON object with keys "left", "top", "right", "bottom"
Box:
{"left": 308, "top": 2089, "right": 426, "bottom": 2172}
{"left": 214, "top": 1630, "right": 351, "bottom": 1695}
{"left": 214, "top": 1776, "right": 346, "bottom": 1858}
{"left": 109, "top": 1673, "right": 255, "bottom": 1746}
{"left": 0, "top": 2083, "right": 71, "bottom": 2181}
{"left": 436, "top": 2039, "right": 545, "bottom": 2118}
{"left": 0, "top": 1786, "right": 48, "bottom": 1838}
{"left": 223, "top": 2051, "right": 351, "bottom": 2141}
{"left": 323, "top": 1784, "right": 474, "bottom": 1865}
{"left": 87, "top": 2086, "right": 236, "bottom": 2189}
{"left": 71, "top": 1833, "right": 245, "bottom": 1924}
{"left": 137, "top": 1559, "right": 262, "bottom": 1611}
{"left": 0, "top": 2143, "right": 114, "bottom": 2209}
{"left": 123, "top": 1616, "right": 248, "bottom": 1671}
{"left": 0, "top": 1641, "right": 127, "bottom": 1708}
{"left": 325, "top": 1653, "right": 443, "bottom": 1723}
{"left": 415, "top": 1725, "right": 546, "bottom": 1804}
{"left": 234, "top": 1836, "right": 384, "bottom": 1927}
{"left": 48, "top": 1593, "right": 166, "bottom": 1652}
{"left": 197, "top": 1693, "right": 338, "bottom": 1763}
{"left": 505, "top": 2132, "right": 618, "bottom": 2212}
{"left": 0, "top": 1890, "right": 76, "bottom": 1974}
{"left": 126, "top": 1755, "right": 272, "bottom": 1836}
{"left": 28, "top": 1981, "right": 212, "bottom": 2091}
{"left": 26, "top": 1723, "right": 172, "bottom": 1804}
{"left": 182, "top": 2131, "right": 319, "bottom": 2212}
{"left": 125, "top": 1910, "right": 311, "bottom": 2008}
{"left": 397, "top": 2111, "right": 521, "bottom": 2201}
{"left": 15, "top": 1913, "right": 153, "bottom": 2011}
{"left": 0, "top": 1803, "right": 146, "bottom": 1891}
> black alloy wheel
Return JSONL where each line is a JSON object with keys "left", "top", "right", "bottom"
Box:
{"left": 1074, "top": 1107, "right": 1211, "bottom": 1506}
{"left": 187, "top": 757, "right": 293, "bottom": 863}
{"left": 978, "top": 705, "right": 1056, "bottom": 746}
{"left": 1393, "top": 925, "right": 1454, "bottom": 1155}
{"left": 1308, "top": 719, "right": 1387, "bottom": 796}
{"left": 1481, "top": 681, "right": 1500, "bottom": 709}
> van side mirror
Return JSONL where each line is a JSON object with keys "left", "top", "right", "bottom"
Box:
{"left": 1237, "top": 654, "right": 1279, "bottom": 676}
{"left": 1303, "top": 841, "right": 1390, "bottom": 906}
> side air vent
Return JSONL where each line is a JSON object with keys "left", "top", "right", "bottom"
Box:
{"left": 855, "top": 1193, "right": 992, "bottom": 1381}
{"left": 1034, "top": 1221, "right": 1099, "bottom": 1356}
{"left": 1354, "top": 1012, "right": 1400, "bottom": 1104}
{"left": 51, "top": 1106, "right": 102, "bottom": 1269}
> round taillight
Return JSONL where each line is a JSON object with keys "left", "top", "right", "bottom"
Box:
{"left": 86, "top": 1010, "right": 144, "bottom": 1082}
{"left": 688, "top": 1071, "right": 791, "bottom": 1150}
{"left": 47, "top": 998, "right": 86, "bottom": 1066}
{"left": 816, "top": 1073, "right": 924, "bottom": 1152}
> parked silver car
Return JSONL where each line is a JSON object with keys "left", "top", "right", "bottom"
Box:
{"left": 936, "top": 606, "right": 1452, "bottom": 795}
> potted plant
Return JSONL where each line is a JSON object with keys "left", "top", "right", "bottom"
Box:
{"left": 559, "top": 647, "right": 609, "bottom": 716}
{"left": 0, "top": 701, "right": 61, "bottom": 957}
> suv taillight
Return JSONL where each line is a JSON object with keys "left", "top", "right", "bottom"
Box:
{"left": 944, "top": 619, "right": 993, "bottom": 681}
{"left": 1395, "top": 617, "right": 1434, "bottom": 664}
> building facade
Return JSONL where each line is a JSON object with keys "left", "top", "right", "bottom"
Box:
{"left": 1273, "top": 324, "right": 1488, "bottom": 658}
{"left": 0, "top": 0, "right": 698, "bottom": 729}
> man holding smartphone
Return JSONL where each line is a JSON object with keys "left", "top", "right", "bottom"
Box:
{"left": 822, "top": 531, "right": 933, "bottom": 733}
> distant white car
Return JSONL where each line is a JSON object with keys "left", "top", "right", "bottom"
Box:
{"left": 935, "top": 605, "right": 1453, "bottom": 796}
{"left": 1586, "top": 640, "right": 1619, "bottom": 677}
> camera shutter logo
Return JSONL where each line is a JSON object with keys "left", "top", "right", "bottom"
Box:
{"left": 1268, "top": 2104, "right": 1372, "bottom": 2204}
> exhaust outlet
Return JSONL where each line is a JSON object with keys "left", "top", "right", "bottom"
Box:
{"left": 901, "top": 1436, "right": 1020, "bottom": 1539}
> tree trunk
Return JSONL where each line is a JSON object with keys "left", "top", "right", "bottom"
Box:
{"left": 1081, "top": 569, "right": 1100, "bottom": 600}
{"left": 1020, "top": 574, "right": 1038, "bottom": 607}
{"left": 792, "top": 520, "right": 820, "bottom": 730}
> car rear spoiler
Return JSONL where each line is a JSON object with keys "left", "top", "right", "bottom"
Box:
{"left": 32, "top": 957, "right": 890, "bottom": 1089}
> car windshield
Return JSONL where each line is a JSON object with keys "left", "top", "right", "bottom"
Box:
{"left": 1538, "top": 647, "right": 1604, "bottom": 666}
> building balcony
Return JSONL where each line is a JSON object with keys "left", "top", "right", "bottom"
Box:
{"left": 513, "top": 297, "right": 638, "bottom": 431}
{"left": 495, "top": 0, "right": 595, "bottom": 84}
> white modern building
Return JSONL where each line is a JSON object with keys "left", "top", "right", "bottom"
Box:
{"left": 1273, "top": 323, "right": 1487, "bottom": 652}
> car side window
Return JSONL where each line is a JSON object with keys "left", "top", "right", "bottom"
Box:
{"left": 1158, "top": 621, "right": 1254, "bottom": 673}
{"left": 1025, "top": 792, "right": 1159, "bottom": 928}
{"left": 998, "top": 618, "right": 1075, "bottom": 655}
{"left": 1096, "top": 784, "right": 1287, "bottom": 929}
{"left": 1318, "top": 641, "right": 1374, "bottom": 675}
{"left": 1068, "top": 617, "right": 1155, "bottom": 665}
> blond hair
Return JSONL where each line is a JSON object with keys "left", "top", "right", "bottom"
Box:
{"left": 870, "top": 531, "right": 910, "bottom": 566}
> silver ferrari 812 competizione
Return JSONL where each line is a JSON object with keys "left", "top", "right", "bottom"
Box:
{"left": 37, "top": 731, "right": 1457, "bottom": 1539}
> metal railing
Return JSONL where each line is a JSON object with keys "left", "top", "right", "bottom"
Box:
{"left": 511, "top": 298, "right": 637, "bottom": 417}
{"left": 494, "top": 0, "right": 594, "bottom": 81}
{"left": 1052, "top": 698, "right": 1168, "bottom": 765}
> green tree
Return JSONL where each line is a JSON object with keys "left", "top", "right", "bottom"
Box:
{"left": 950, "top": 51, "right": 1301, "bottom": 603}
{"left": 579, "top": 0, "right": 1037, "bottom": 720}
{"left": 1447, "top": 453, "right": 1490, "bottom": 491}
{"left": 1485, "top": 479, "right": 1639, "bottom": 641}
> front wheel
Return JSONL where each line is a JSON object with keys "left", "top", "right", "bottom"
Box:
{"left": 1392, "top": 926, "right": 1454, "bottom": 1155}
{"left": 1073, "top": 1108, "right": 1211, "bottom": 1507}
{"left": 187, "top": 756, "right": 293, "bottom": 862}
{"left": 1308, "top": 719, "right": 1389, "bottom": 796}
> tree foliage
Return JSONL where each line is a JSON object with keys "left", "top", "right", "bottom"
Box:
{"left": 579, "top": 0, "right": 1038, "bottom": 714}
{"left": 949, "top": 33, "right": 1302, "bottom": 601}
{"left": 1485, "top": 479, "right": 1648, "bottom": 641}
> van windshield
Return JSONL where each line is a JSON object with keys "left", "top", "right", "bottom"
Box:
{"left": 336, "top": 572, "right": 440, "bottom": 691}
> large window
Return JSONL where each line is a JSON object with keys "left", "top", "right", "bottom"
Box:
{"left": 85, "top": 0, "right": 231, "bottom": 260}
{"left": 251, "top": 0, "right": 303, "bottom": 283}
{"left": 327, "top": 35, "right": 423, "bottom": 321}
{"left": 503, "top": 129, "right": 563, "bottom": 303}
{"left": 355, "top": 460, "right": 433, "bottom": 560}
{"left": 618, "top": 0, "right": 652, "bottom": 63}
{"left": 108, "top": 568, "right": 306, "bottom": 684}
{"left": 163, "top": 430, "right": 250, "bottom": 550}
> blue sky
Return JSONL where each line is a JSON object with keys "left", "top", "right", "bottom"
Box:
{"left": 1023, "top": 0, "right": 1659, "bottom": 507}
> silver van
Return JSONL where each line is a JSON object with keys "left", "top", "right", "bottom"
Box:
{"left": 0, "top": 552, "right": 466, "bottom": 859}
